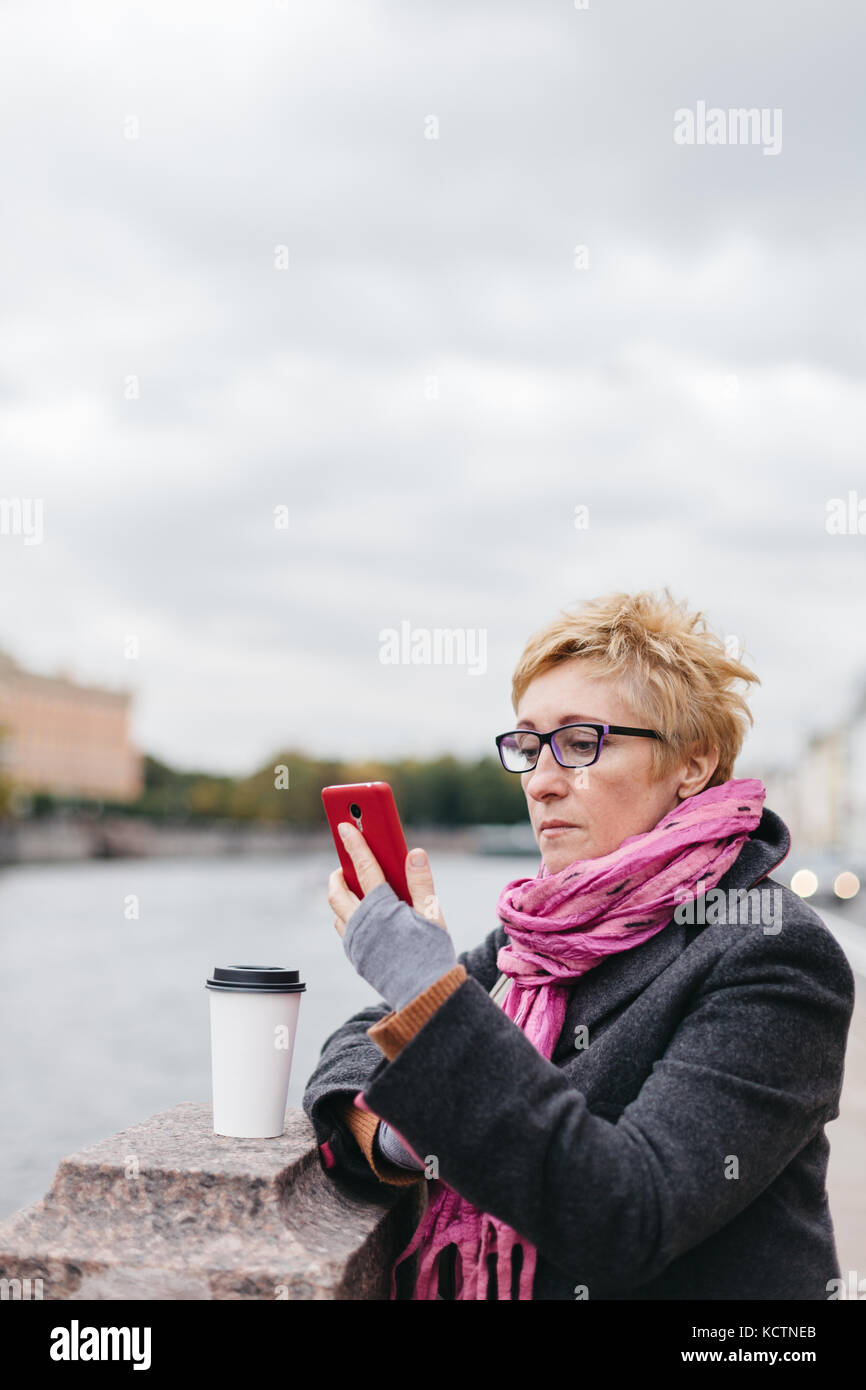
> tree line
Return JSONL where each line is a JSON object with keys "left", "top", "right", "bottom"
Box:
{"left": 2, "top": 751, "right": 529, "bottom": 827}
{"left": 139, "top": 751, "right": 528, "bottom": 825}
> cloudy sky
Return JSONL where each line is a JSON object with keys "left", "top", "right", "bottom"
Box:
{"left": 1, "top": 0, "right": 864, "bottom": 778}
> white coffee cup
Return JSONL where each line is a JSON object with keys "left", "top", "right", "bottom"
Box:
{"left": 206, "top": 966, "right": 306, "bottom": 1138}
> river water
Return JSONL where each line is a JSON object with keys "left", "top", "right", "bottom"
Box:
{"left": 0, "top": 850, "right": 536, "bottom": 1220}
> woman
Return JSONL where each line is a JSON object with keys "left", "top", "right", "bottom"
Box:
{"left": 302, "top": 589, "right": 855, "bottom": 1300}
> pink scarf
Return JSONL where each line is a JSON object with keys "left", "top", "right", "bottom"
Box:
{"left": 387, "top": 776, "right": 766, "bottom": 1300}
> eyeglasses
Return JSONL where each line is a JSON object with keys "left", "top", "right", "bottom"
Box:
{"left": 495, "top": 722, "right": 664, "bottom": 773}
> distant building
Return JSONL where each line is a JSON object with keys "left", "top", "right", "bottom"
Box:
{"left": 797, "top": 727, "right": 848, "bottom": 851}
{"left": 761, "top": 763, "right": 800, "bottom": 841}
{"left": 0, "top": 651, "right": 142, "bottom": 802}
{"left": 761, "top": 683, "right": 866, "bottom": 861}
{"left": 842, "top": 682, "right": 866, "bottom": 859}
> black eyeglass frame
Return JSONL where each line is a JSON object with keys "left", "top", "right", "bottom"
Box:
{"left": 494, "top": 722, "right": 664, "bottom": 773}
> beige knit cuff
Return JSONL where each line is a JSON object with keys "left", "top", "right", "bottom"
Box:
{"left": 337, "top": 1095, "right": 425, "bottom": 1187}
{"left": 366, "top": 964, "right": 468, "bottom": 1061}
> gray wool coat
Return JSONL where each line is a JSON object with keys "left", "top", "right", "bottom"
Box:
{"left": 302, "top": 807, "right": 856, "bottom": 1299}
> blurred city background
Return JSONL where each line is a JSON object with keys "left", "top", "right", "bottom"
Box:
{"left": 1, "top": 0, "right": 864, "bottom": 1292}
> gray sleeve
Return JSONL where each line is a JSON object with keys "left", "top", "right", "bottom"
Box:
{"left": 342, "top": 882, "right": 458, "bottom": 1011}
{"left": 376, "top": 1120, "right": 426, "bottom": 1171}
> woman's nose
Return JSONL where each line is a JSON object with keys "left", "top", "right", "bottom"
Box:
{"left": 524, "top": 741, "right": 570, "bottom": 795}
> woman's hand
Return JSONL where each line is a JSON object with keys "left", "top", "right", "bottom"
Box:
{"left": 328, "top": 821, "right": 447, "bottom": 937}
{"left": 327, "top": 821, "right": 457, "bottom": 1012}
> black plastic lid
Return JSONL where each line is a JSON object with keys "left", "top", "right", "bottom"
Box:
{"left": 205, "top": 965, "right": 306, "bottom": 993}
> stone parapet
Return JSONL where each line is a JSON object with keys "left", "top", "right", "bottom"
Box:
{"left": 0, "top": 1103, "right": 423, "bottom": 1300}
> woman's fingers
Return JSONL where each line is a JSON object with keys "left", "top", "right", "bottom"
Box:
{"left": 328, "top": 822, "right": 385, "bottom": 939}
{"left": 405, "top": 847, "right": 447, "bottom": 928}
{"left": 337, "top": 822, "right": 386, "bottom": 895}
{"left": 328, "top": 866, "right": 360, "bottom": 937}
{"left": 329, "top": 830, "right": 447, "bottom": 937}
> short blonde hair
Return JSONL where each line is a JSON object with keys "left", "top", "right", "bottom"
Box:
{"left": 511, "top": 588, "right": 760, "bottom": 788}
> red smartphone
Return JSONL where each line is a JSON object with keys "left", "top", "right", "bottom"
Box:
{"left": 321, "top": 782, "right": 412, "bottom": 905}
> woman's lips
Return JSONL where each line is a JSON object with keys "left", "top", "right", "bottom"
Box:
{"left": 539, "top": 824, "right": 579, "bottom": 838}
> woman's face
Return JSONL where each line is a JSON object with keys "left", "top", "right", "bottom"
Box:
{"left": 515, "top": 659, "right": 700, "bottom": 871}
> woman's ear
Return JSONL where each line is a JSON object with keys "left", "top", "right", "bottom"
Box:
{"left": 676, "top": 745, "right": 720, "bottom": 798}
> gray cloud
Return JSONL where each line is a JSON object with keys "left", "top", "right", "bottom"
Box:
{"left": 0, "top": 0, "right": 864, "bottom": 779}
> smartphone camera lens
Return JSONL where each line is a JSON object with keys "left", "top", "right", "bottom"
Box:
{"left": 349, "top": 803, "right": 362, "bottom": 819}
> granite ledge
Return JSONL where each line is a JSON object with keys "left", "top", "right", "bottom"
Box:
{"left": 0, "top": 1103, "right": 424, "bottom": 1300}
